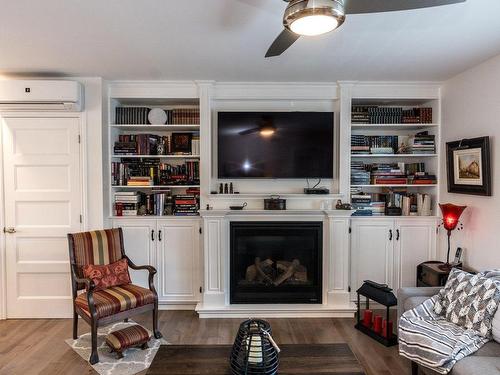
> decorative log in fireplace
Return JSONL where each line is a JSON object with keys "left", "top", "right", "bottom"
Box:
{"left": 245, "top": 258, "right": 308, "bottom": 286}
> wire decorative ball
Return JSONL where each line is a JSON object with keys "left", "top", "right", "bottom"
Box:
{"left": 230, "top": 319, "right": 280, "bottom": 375}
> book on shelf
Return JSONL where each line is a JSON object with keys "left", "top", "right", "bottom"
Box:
{"left": 351, "top": 105, "right": 433, "bottom": 124}
{"left": 111, "top": 159, "right": 200, "bottom": 187}
{"left": 351, "top": 161, "right": 437, "bottom": 186}
{"left": 350, "top": 190, "right": 432, "bottom": 216}
{"left": 115, "top": 107, "right": 200, "bottom": 125}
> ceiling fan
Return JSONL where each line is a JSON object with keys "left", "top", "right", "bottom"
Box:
{"left": 266, "top": 0, "right": 466, "bottom": 57}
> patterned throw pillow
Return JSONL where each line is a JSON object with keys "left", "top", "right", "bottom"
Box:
{"left": 434, "top": 268, "right": 500, "bottom": 338}
{"left": 83, "top": 258, "right": 131, "bottom": 291}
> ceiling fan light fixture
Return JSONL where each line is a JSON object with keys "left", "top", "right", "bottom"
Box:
{"left": 260, "top": 127, "right": 276, "bottom": 137}
{"left": 284, "top": 0, "right": 345, "bottom": 37}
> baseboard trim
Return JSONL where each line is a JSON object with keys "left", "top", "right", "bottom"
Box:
{"left": 195, "top": 303, "right": 356, "bottom": 319}
{"left": 158, "top": 303, "right": 197, "bottom": 311}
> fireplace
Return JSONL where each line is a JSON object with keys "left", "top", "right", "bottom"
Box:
{"left": 230, "top": 222, "right": 323, "bottom": 304}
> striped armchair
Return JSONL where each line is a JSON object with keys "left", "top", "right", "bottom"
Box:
{"left": 68, "top": 228, "right": 162, "bottom": 364}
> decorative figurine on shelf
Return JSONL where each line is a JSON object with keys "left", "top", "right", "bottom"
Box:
{"left": 438, "top": 203, "right": 467, "bottom": 271}
{"left": 335, "top": 200, "right": 352, "bottom": 210}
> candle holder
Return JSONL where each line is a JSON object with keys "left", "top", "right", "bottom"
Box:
{"left": 230, "top": 319, "right": 280, "bottom": 375}
{"left": 355, "top": 280, "right": 398, "bottom": 347}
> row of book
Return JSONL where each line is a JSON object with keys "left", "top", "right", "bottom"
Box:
{"left": 351, "top": 133, "right": 436, "bottom": 155}
{"left": 351, "top": 135, "right": 399, "bottom": 154}
{"left": 352, "top": 106, "right": 433, "bottom": 124}
{"left": 115, "top": 107, "right": 200, "bottom": 125}
{"left": 111, "top": 159, "right": 200, "bottom": 186}
{"left": 114, "top": 133, "right": 200, "bottom": 156}
{"left": 351, "top": 162, "right": 437, "bottom": 185}
{"left": 351, "top": 190, "right": 432, "bottom": 216}
{"left": 114, "top": 189, "right": 200, "bottom": 216}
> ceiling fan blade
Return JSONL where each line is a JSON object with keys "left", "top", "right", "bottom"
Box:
{"left": 344, "top": 0, "right": 466, "bottom": 14}
{"left": 239, "top": 128, "right": 260, "bottom": 135}
{"left": 265, "top": 29, "right": 300, "bottom": 58}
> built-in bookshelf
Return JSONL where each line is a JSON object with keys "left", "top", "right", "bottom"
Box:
{"left": 349, "top": 98, "right": 440, "bottom": 217}
{"left": 107, "top": 93, "right": 203, "bottom": 219}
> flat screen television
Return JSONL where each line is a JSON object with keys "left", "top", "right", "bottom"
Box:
{"left": 217, "top": 112, "right": 334, "bottom": 178}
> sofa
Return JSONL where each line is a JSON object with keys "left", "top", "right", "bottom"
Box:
{"left": 398, "top": 287, "right": 500, "bottom": 375}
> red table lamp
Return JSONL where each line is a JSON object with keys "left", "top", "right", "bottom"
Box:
{"left": 439, "top": 203, "right": 467, "bottom": 271}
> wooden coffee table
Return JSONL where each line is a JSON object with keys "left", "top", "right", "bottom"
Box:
{"left": 147, "top": 344, "right": 365, "bottom": 374}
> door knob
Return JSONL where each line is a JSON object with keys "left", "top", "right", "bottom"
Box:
{"left": 3, "top": 227, "right": 16, "bottom": 234}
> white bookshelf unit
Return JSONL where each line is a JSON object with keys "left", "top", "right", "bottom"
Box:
{"left": 106, "top": 83, "right": 207, "bottom": 220}
{"left": 348, "top": 95, "right": 441, "bottom": 217}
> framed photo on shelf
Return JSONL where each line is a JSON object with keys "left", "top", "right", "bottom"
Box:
{"left": 446, "top": 136, "right": 491, "bottom": 196}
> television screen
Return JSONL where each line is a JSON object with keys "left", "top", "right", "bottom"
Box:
{"left": 217, "top": 112, "right": 334, "bottom": 178}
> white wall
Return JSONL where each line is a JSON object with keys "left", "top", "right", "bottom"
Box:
{"left": 440, "top": 54, "right": 500, "bottom": 271}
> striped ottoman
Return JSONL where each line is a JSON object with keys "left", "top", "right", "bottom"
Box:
{"left": 105, "top": 325, "right": 151, "bottom": 359}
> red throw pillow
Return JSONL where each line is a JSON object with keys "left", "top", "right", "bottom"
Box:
{"left": 82, "top": 258, "right": 131, "bottom": 291}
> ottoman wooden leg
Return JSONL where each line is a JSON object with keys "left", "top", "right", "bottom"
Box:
{"left": 141, "top": 342, "right": 149, "bottom": 350}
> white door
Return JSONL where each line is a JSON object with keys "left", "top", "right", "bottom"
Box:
{"left": 2, "top": 115, "right": 82, "bottom": 318}
{"left": 113, "top": 219, "right": 156, "bottom": 289}
{"left": 350, "top": 219, "right": 394, "bottom": 299}
{"left": 395, "top": 219, "right": 437, "bottom": 289}
{"left": 157, "top": 219, "right": 201, "bottom": 304}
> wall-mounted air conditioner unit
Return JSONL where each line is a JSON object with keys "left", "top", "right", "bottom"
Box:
{"left": 0, "top": 80, "right": 83, "bottom": 111}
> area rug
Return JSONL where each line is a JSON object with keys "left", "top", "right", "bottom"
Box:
{"left": 66, "top": 320, "right": 168, "bottom": 375}
{"left": 147, "top": 344, "right": 365, "bottom": 374}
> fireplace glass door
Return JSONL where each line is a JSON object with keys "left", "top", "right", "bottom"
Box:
{"left": 230, "top": 222, "right": 323, "bottom": 304}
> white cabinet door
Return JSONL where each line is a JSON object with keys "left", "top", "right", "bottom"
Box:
{"left": 2, "top": 115, "right": 82, "bottom": 318}
{"left": 113, "top": 219, "right": 156, "bottom": 289}
{"left": 157, "top": 219, "right": 201, "bottom": 304}
{"left": 350, "top": 219, "right": 394, "bottom": 299}
{"left": 395, "top": 219, "right": 437, "bottom": 289}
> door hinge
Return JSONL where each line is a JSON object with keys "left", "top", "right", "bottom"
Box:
{"left": 348, "top": 286, "right": 351, "bottom": 293}
{"left": 199, "top": 286, "right": 203, "bottom": 293}
{"left": 199, "top": 227, "right": 202, "bottom": 234}
{"left": 78, "top": 134, "right": 81, "bottom": 144}
{"left": 79, "top": 215, "right": 83, "bottom": 223}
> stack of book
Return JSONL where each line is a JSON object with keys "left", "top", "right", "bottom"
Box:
{"left": 409, "top": 133, "right": 436, "bottom": 154}
{"left": 408, "top": 173, "right": 437, "bottom": 185}
{"left": 114, "top": 192, "right": 140, "bottom": 216}
{"left": 171, "top": 108, "right": 200, "bottom": 125}
{"left": 351, "top": 135, "right": 370, "bottom": 154}
{"left": 351, "top": 161, "right": 371, "bottom": 185}
{"left": 114, "top": 141, "right": 137, "bottom": 155}
{"left": 351, "top": 194, "right": 373, "bottom": 216}
{"left": 351, "top": 106, "right": 371, "bottom": 124}
{"left": 115, "top": 107, "right": 150, "bottom": 124}
{"left": 174, "top": 195, "right": 199, "bottom": 216}
{"left": 371, "top": 163, "right": 407, "bottom": 185}
{"left": 127, "top": 176, "right": 153, "bottom": 186}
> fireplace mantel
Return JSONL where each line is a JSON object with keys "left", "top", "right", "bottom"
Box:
{"left": 196, "top": 210, "right": 356, "bottom": 318}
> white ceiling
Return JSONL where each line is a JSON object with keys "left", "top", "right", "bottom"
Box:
{"left": 1, "top": 0, "right": 500, "bottom": 82}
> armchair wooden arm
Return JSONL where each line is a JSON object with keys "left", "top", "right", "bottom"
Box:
{"left": 71, "top": 264, "right": 97, "bottom": 318}
{"left": 124, "top": 255, "right": 158, "bottom": 294}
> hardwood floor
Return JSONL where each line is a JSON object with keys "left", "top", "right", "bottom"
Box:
{"left": 0, "top": 311, "right": 411, "bottom": 375}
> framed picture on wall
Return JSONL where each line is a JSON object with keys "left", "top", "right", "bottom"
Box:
{"left": 446, "top": 136, "right": 492, "bottom": 196}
